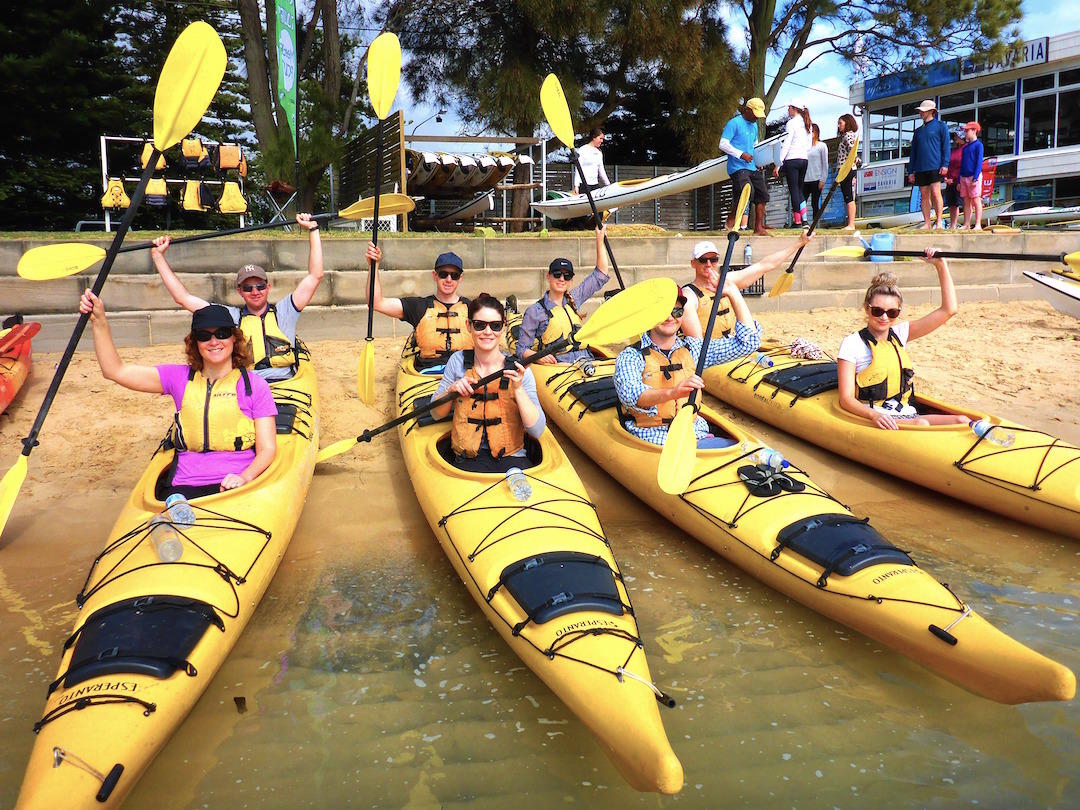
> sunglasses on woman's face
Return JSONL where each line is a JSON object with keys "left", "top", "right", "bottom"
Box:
{"left": 240, "top": 282, "right": 267, "bottom": 292}
{"left": 869, "top": 306, "right": 901, "bottom": 319}
{"left": 194, "top": 326, "right": 234, "bottom": 342}
{"left": 670, "top": 306, "right": 685, "bottom": 319}
{"left": 469, "top": 318, "right": 504, "bottom": 332}
{"left": 436, "top": 270, "right": 463, "bottom": 280}
{"left": 549, "top": 270, "right": 574, "bottom": 280}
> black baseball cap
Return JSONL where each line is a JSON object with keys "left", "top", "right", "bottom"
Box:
{"left": 191, "top": 304, "right": 235, "bottom": 332}
{"left": 549, "top": 258, "right": 574, "bottom": 274}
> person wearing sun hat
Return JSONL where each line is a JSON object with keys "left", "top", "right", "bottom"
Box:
{"left": 906, "top": 99, "right": 951, "bottom": 230}
{"left": 959, "top": 121, "right": 985, "bottom": 230}
{"left": 719, "top": 97, "right": 772, "bottom": 235}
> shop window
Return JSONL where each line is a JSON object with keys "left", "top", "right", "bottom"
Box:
{"left": 940, "top": 90, "right": 974, "bottom": 109}
{"left": 1023, "top": 95, "right": 1056, "bottom": 151}
{"left": 899, "top": 118, "right": 916, "bottom": 157}
{"left": 979, "top": 101, "right": 1016, "bottom": 156}
{"left": 979, "top": 82, "right": 1015, "bottom": 102}
{"left": 1057, "top": 88, "right": 1080, "bottom": 147}
{"left": 900, "top": 101, "right": 924, "bottom": 117}
{"left": 869, "top": 123, "right": 899, "bottom": 162}
{"left": 1022, "top": 74, "right": 1054, "bottom": 93}
{"left": 942, "top": 108, "right": 975, "bottom": 134}
{"left": 1058, "top": 67, "right": 1080, "bottom": 88}
{"left": 869, "top": 107, "right": 899, "bottom": 125}
{"left": 1055, "top": 176, "right": 1080, "bottom": 206}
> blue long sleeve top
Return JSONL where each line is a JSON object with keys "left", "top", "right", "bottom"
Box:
{"left": 907, "top": 117, "right": 950, "bottom": 175}
{"left": 959, "top": 139, "right": 984, "bottom": 178}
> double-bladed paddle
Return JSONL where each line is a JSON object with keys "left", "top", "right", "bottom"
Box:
{"left": 656, "top": 185, "right": 753, "bottom": 495}
{"left": 16, "top": 194, "right": 416, "bottom": 281}
{"left": 316, "top": 277, "right": 679, "bottom": 463}
{"left": 540, "top": 74, "right": 625, "bottom": 291}
{"left": 358, "top": 32, "right": 402, "bottom": 405}
{"left": 769, "top": 137, "right": 861, "bottom": 298}
{"left": 818, "top": 245, "right": 1080, "bottom": 273}
{"left": 0, "top": 22, "right": 227, "bottom": 539}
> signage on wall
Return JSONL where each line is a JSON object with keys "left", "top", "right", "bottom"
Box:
{"left": 981, "top": 158, "right": 998, "bottom": 204}
{"left": 864, "top": 59, "right": 959, "bottom": 102}
{"left": 858, "top": 164, "right": 905, "bottom": 194}
{"left": 961, "top": 37, "right": 1049, "bottom": 80}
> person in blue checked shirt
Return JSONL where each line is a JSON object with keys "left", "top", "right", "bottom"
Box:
{"left": 614, "top": 282, "right": 761, "bottom": 447}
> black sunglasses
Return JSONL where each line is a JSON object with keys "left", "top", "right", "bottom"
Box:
{"left": 697, "top": 256, "right": 720, "bottom": 265}
{"left": 194, "top": 326, "right": 234, "bottom": 342}
{"left": 869, "top": 306, "right": 901, "bottom": 319}
{"left": 670, "top": 306, "right": 685, "bottom": 319}
{"left": 550, "top": 270, "right": 575, "bottom": 280}
{"left": 469, "top": 318, "right": 504, "bottom": 332}
{"left": 240, "top": 282, "right": 268, "bottom": 292}
{"left": 436, "top": 269, "right": 463, "bottom": 280}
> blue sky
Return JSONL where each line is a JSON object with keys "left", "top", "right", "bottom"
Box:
{"left": 399, "top": 0, "right": 1072, "bottom": 155}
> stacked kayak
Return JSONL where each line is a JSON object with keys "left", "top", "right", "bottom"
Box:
{"left": 0, "top": 319, "right": 41, "bottom": 415}
{"left": 395, "top": 345, "right": 683, "bottom": 794}
{"left": 531, "top": 357, "right": 1075, "bottom": 704}
{"left": 17, "top": 351, "right": 319, "bottom": 809}
{"left": 1023, "top": 270, "right": 1080, "bottom": 320}
{"left": 702, "top": 344, "right": 1080, "bottom": 539}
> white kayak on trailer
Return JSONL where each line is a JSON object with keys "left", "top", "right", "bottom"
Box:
{"left": 533, "top": 134, "right": 783, "bottom": 221}
{"left": 1023, "top": 271, "right": 1080, "bottom": 320}
{"left": 856, "top": 200, "right": 1014, "bottom": 229}
{"left": 417, "top": 191, "right": 494, "bottom": 225}
{"left": 999, "top": 205, "right": 1080, "bottom": 225}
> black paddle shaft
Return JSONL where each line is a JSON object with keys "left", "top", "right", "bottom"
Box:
{"left": 860, "top": 249, "right": 1068, "bottom": 263}
{"left": 687, "top": 229, "right": 741, "bottom": 411}
{"left": 365, "top": 120, "right": 385, "bottom": 338}
{"left": 114, "top": 212, "right": 336, "bottom": 255}
{"left": 572, "top": 150, "right": 625, "bottom": 290}
{"left": 18, "top": 154, "right": 161, "bottom": 458}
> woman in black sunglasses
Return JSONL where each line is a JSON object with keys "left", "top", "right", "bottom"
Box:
{"left": 837, "top": 249, "right": 968, "bottom": 430}
{"left": 78, "top": 291, "right": 278, "bottom": 498}
{"left": 430, "top": 294, "right": 546, "bottom": 472}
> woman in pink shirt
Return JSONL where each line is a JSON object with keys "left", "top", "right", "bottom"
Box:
{"left": 78, "top": 292, "right": 278, "bottom": 500}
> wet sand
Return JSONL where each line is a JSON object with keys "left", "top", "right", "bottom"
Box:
{"left": 0, "top": 299, "right": 1077, "bottom": 807}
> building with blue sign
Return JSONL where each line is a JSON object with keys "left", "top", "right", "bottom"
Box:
{"left": 848, "top": 31, "right": 1080, "bottom": 218}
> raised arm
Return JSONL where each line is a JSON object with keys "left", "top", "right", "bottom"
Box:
{"left": 367, "top": 242, "right": 405, "bottom": 320}
{"left": 290, "top": 213, "right": 324, "bottom": 311}
{"left": 151, "top": 236, "right": 210, "bottom": 313}
{"left": 79, "top": 291, "right": 163, "bottom": 393}
{"left": 907, "top": 249, "right": 957, "bottom": 341}
{"left": 727, "top": 230, "right": 812, "bottom": 289}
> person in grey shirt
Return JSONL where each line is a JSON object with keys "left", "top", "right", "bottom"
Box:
{"left": 516, "top": 224, "right": 610, "bottom": 364}
{"left": 802, "top": 123, "right": 829, "bottom": 222}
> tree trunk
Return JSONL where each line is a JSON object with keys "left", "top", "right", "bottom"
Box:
{"left": 237, "top": 0, "right": 280, "bottom": 150}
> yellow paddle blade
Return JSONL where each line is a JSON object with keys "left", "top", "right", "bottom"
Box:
{"left": 817, "top": 246, "right": 870, "bottom": 258}
{"left": 0, "top": 455, "right": 28, "bottom": 539}
{"left": 540, "top": 73, "right": 575, "bottom": 150}
{"left": 767, "top": 271, "right": 794, "bottom": 298}
{"left": 338, "top": 193, "right": 416, "bottom": 221}
{"left": 835, "top": 136, "right": 861, "bottom": 182}
{"left": 656, "top": 406, "right": 698, "bottom": 494}
{"left": 733, "top": 182, "right": 752, "bottom": 226}
{"left": 153, "top": 21, "right": 227, "bottom": 150}
{"left": 1064, "top": 251, "right": 1080, "bottom": 273}
{"left": 367, "top": 32, "right": 402, "bottom": 120}
{"left": 316, "top": 437, "right": 361, "bottom": 465}
{"left": 358, "top": 338, "right": 375, "bottom": 404}
{"left": 574, "top": 277, "right": 679, "bottom": 346}
{"left": 17, "top": 243, "right": 107, "bottom": 280}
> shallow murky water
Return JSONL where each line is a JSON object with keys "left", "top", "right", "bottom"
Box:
{"left": 1, "top": 398, "right": 1077, "bottom": 808}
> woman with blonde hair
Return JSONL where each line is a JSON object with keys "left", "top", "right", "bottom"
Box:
{"left": 836, "top": 250, "right": 969, "bottom": 430}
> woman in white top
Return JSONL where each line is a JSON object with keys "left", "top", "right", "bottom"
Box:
{"left": 836, "top": 250, "right": 969, "bottom": 430}
{"left": 773, "top": 101, "right": 812, "bottom": 225}
{"left": 572, "top": 128, "right": 611, "bottom": 195}
{"left": 802, "top": 123, "right": 829, "bottom": 221}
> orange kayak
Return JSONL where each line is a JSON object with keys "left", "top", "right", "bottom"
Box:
{"left": 0, "top": 320, "right": 41, "bottom": 415}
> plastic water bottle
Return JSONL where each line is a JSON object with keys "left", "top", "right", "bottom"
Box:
{"left": 969, "top": 419, "right": 1015, "bottom": 448}
{"left": 165, "top": 493, "right": 196, "bottom": 527}
{"left": 743, "top": 244, "right": 753, "bottom": 265}
{"left": 752, "top": 447, "right": 790, "bottom": 471}
{"left": 504, "top": 467, "right": 532, "bottom": 501}
{"left": 148, "top": 514, "right": 183, "bottom": 562}
{"left": 754, "top": 353, "right": 774, "bottom": 368}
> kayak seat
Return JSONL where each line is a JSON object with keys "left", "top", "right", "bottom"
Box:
{"left": 49, "top": 596, "right": 225, "bottom": 695}
{"left": 567, "top": 376, "right": 620, "bottom": 414}
{"left": 771, "top": 514, "right": 914, "bottom": 588}
{"left": 274, "top": 403, "right": 298, "bottom": 433}
{"left": 408, "top": 394, "right": 441, "bottom": 428}
{"left": 760, "top": 362, "right": 838, "bottom": 398}
{"left": 435, "top": 434, "right": 544, "bottom": 468}
{"left": 497, "top": 551, "right": 625, "bottom": 632}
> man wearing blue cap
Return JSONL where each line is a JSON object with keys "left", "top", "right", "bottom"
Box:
{"left": 367, "top": 242, "right": 471, "bottom": 371}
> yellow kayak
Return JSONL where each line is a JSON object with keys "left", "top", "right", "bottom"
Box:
{"left": 395, "top": 346, "right": 683, "bottom": 794}
{"left": 17, "top": 352, "right": 319, "bottom": 809}
{"left": 531, "top": 357, "right": 1075, "bottom": 705}
{"left": 702, "top": 343, "right": 1080, "bottom": 539}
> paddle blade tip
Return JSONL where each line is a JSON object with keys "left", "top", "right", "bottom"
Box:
{"left": 0, "top": 455, "right": 29, "bottom": 536}
{"left": 154, "top": 21, "right": 227, "bottom": 150}
{"left": 316, "top": 439, "right": 358, "bottom": 465}
{"left": 656, "top": 409, "right": 697, "bottom": 495}
{"left": 768, "top": 273, "right": 794, "bottom": 298}
{"left": 540, "top": 74, "right": 575, "bottom": 149}
{"left": 368, "top": 32, "right": 402, "bottom": 119}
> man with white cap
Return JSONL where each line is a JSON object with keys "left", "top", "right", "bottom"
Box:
{"left": 681, "top": 232, "right": 812, "bottom": 341}
{"left": 906, "top": 99, "right": 951, "bottom": 229}
{"left": 719, "top": 97, "right": 772, "bottom": 236}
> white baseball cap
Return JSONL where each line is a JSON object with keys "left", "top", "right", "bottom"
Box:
{"left": 788, "top": 99, "right": 806, "bottom": 111}
{"left": 917, "top": 99, "right": 937, "bottom": 112}
{"left": 692, "top": 240, "right": 719, "bottom": 259}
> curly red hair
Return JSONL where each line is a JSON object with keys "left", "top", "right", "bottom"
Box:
{"left": 183, "top": 327, "right": 253, "bottom": 372}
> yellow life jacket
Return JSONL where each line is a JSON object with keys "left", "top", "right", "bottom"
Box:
{"left": 182, "top": 180, "right": 215, "bottom": 212}
{"left": 141, "top": 142, "right": 166, "bottom": 170}
{"left": 218, "top": 181, "right": 248, "bottom": 214}
{"left": 100, "top": 178, "right": 130, "bottom": 209}
{"left": 451, "top": 351, "right": 525, "bottom": 459}
{"left": 181, "top": 138, "right": 210, "bottom": 169}
{"left": 171, "top": 367, "right": 256, "bottom": 452}
{"left": 631, "top": 344, "right": 696, "bottom": 428}
{"left": 854, "top": 327, "right": 915, "bottom": 407}
{"left": 685, "top": 282, "right": 735, "bottom": 338}
{"left": 144, "top": 178, "right": 169, "bottom": 206}
{"left": 415, "top": 298, "right": 473, "bottom": 360}
{"left": 217, "top": 143, "right": 243, "bottom": 171}
{"left": 239, "top": 304, "right": 296, "bottom": 371}
{"left": 535, "top": 294, "right": 582, "bottom": 350}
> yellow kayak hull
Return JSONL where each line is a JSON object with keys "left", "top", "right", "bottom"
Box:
{"left": 395, "top": 351, "right": 683, "bottom": 794}
{"left": 16, "top": 356, "right": 319, "bottom": 809}
{"left": 532, "top": 358, "right": 1074, "bottom": 705}
{"left": 702, "top": 343, "right": 1080, "bottom": 539}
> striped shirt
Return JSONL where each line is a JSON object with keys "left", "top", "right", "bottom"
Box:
{"left": 613, "top": 323, "right": 762, "bottom": 446}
